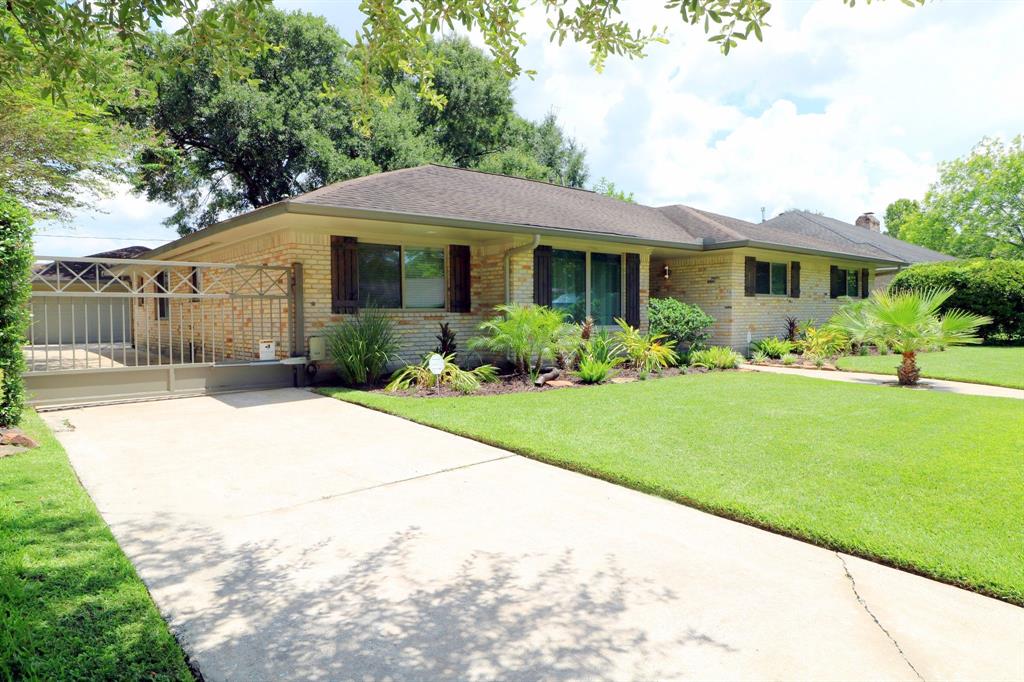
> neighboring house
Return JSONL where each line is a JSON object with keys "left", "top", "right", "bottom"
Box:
{"left": 761, "top": 210, "right": 954, "bottom": 290}
{"left": 138, "top": 165, "right": 950, "bottom": 357}
{"left": 30, "top": 246, "right": 151, "bottom": 345}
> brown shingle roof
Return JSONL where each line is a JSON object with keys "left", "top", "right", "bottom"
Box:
{"left": 759, "top": 211, "right": 955, "bottom": 264}
{"left": 294, "top": 164, "right": 701, "bottom": 246}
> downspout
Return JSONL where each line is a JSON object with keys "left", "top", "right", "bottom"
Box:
{"left": 504, "top": 234, "right": 540, "bottom": 304}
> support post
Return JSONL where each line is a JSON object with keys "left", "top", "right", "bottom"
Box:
{"left": 290, "top": 262, "right": 306, "bottom": 386}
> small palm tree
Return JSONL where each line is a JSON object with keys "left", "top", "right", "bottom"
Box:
{"left": 860, "top": 288, "right": 991, "bottom": 385}
{"left": 468, "top": 303, "right": 567, "bottom": 377}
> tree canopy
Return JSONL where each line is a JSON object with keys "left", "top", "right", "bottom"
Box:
{"left": 129, "top": 11, "right": 589, "bottom": 234}
{"left": 887, "top": 136, "right": 1024, "bottom": 259}
{"left": 882, "top": 197, "right": 920, "bottom": 239}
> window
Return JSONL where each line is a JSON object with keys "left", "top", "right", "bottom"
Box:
{"left": 754, "top": 261, "right": 788, "bottom": 296}
{"left": 155, "top": 270, "right": 169, "bottom": 320}
{"left": 846, "top": 269, "right": 859, "bottom": 298}
{"left": 551, "top": 249, "right": 586, "bottom": 322}
{"left": 357, "top": 243, "right": 401, "bottom": 308}
{"left": 834, "top": 268, "right": 860, "bottom": 298}
{"left": 356, "top": 243, "right": 446, "bottom": 309}
{"left": 403, "top": 246, "right": 445, "bottom": 309}
{"left": 590, "top": 252, "right": 622, "bottom": 325}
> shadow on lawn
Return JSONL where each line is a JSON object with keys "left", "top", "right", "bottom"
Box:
{"left": 114, "top": 519, "right": 735, "bottom": 680}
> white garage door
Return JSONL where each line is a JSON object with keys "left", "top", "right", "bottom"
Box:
{"left": 30, "top": 297, "right": 133, "bottom": 344}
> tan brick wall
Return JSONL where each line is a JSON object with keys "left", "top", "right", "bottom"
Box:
{"left": 651, "top": 248, "right": 876, "bottom": 352}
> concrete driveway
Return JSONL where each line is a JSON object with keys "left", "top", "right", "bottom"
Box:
{"left": 47, "top": 389, "right": 1022, "bottom": 681}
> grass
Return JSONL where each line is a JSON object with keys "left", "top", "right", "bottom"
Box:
{"left": 323, "top": 372, "right": 1024, "bottom": 604}
{"left": 836, "top": 346, "right": 1024, "bottom": 389}
{"left": 0, "top": 411, "right": 193, "bottom": 681}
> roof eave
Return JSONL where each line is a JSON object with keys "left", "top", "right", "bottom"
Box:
{"left": 147, "top": 200, "right": 706, "bottom": 258}
{"left": 702, "top": 239, "right": 906, "bottom": 265}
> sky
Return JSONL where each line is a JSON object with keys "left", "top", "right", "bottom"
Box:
{"left": 34, "top": 0, "right": 1024, "bottom": 256}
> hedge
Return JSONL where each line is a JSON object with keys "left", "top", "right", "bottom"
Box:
{"left": 889, "top": 259, "right": 1024, "bottom": 342}
{"left": 0, "top": 193, "right": 32, "bottom": 426}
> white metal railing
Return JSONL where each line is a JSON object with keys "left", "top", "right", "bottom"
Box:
{"left": 27, "top": 256, "right": 293, "bottom": 374}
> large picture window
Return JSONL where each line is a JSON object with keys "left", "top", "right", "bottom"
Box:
{"left": 754, "top": 260, "right": 788, "bottom": 296}
{"left": 590, "top": 252, "right": 622, "bottom": 325}
{"left": 551, "top": 249, "right": 586, "bottom": 322}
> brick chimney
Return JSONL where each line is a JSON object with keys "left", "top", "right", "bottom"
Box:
{"left": 855, "top": 212, "right": 880, "bottom": 232}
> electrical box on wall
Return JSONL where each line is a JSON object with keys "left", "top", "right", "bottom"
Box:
{"left": 258, "top": 340, "right": 276, "bottom": 361}
{"left": 307, "top": 336, "right": 326, "bottom": 361}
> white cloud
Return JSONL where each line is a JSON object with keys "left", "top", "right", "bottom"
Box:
{"left": 510, "top": 0, "right": 1024, "bottom": 223}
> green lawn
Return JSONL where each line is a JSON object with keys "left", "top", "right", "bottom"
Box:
{"left": 324, "top": 372, "right": 1024, "bottom": 604}
{"left": 836, "top": 346, "right": 1024, "bottom": 389}
{"left": 0, "top": 412, "right": 193, "bottom": 681}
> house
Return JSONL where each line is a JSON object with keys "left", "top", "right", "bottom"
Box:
{"left": 138, "top": 164, "right": 953, "bottom": 360}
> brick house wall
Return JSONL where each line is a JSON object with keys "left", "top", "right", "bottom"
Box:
{"left": 651, "top": 247, "right": 876, "bottom": 352}
{"left": 138, "top": 226, "right": 651, "bottom": 370}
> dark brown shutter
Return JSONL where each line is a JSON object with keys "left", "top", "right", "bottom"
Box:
{"left": 331, "top": 236, "right": 358, "bottom": 313}
{"left": 744, "top": 256, "right": 756, "bottom": 297}
{"left": 448, "top": 244, "right": 471, "bottom": 312}
{"left": 533, "top": 245, "right": 552, "bottom": 306}
{"left": 624, "top": 253, "right": 641, "bottom": 327}
{"left": 860, "top": 268, "right": 869, "bottom": 298}
{"left": 790, "top": 261, "right": 800, "bottom": 298}
{"left": 829, "top": 265, "right": 840, "bottom": 299}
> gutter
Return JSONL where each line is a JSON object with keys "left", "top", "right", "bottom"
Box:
{"left": 504, "top": 235, "right": 540, "bottom": 304}
{"left": 702, "top": 239, "right": 905, "bottom": 266}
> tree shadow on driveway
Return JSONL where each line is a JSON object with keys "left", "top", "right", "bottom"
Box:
{"left": 114, "top": 519, "right": 736, "bottom": 680}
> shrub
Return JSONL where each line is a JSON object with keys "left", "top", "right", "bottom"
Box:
{"left": 386, "top": 353, "right": 497, "bottom": 394}
{"left": 434, "top": 322, "right": 457, "bottom": 358}
{"left": 469, "top": 304, "right": 566, "bottom": 377}
{"left": 324, "top": 308, "right": 400, "bottom": 386}
{"left": 576, "top": 354, "right": 622, "bottom": 384}
{"left": 647, "top": 298, "right": 715, "bottom": 351}
{"left": 750, "top": 350, "right": 770, "bottom": 364}
{"left": 783, "top": 316, "right": 800, "bottom": 342}
{"left": 613, "top": 318, "right": 678, "bottom": 378}
{"left": 688, "top": 346, "right": 743, "bottom": 370}
{"left": 797, "top": 326, "right": 849, "bottom": 357}
{"left": 585, "top": 329, "right": 618, "bottom": 364}
{"left": 889, "top": 259, "right": 1024, "bottom": 341}
{"left": 0, "top": 194, "right": 32, "bottom": 427}
{"left": 781, "top": 353, "right": 797, "bottom": 365}
{"left": 554, "top": 322, "right": 583, "bottom": 370}
{"left": 751, "top": 336, "right": 794, "bottom": 359}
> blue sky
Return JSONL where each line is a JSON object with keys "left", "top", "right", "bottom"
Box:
{"left": 35, "top": 0, "right": 1024, "bottom": 256}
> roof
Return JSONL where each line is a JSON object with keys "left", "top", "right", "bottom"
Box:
{"left": 293, "top": 165, "right": 701, "bottom": 246}
{"left": 34, "top": 245, "right": 152, "bottom": 278}
{"left": 147, "top": 164, "right": 953, "bottom": 266}
{"left": 759, "top": 211, "right": 954, "bottom": 264}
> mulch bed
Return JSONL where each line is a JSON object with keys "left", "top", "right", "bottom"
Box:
{"left": 334, "top": 365, "right": 715, "bottom": 398}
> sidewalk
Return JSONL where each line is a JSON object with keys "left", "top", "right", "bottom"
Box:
{"left": 740, "top": 363, "right": 1024, "bottom": 399}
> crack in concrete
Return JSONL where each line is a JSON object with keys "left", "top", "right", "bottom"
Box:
{"left": 836, "top": 552, "right": 926, "bottom": 682}
{"left": 239, "top": 453, "right": 519, "bottom": 518}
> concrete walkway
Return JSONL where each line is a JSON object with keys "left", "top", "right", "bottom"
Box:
{"left": 46, "top": 389, "right": 1023, "bottom": 681}
{"left": 741, "top": 362, "right": 1024, "bottom": 399}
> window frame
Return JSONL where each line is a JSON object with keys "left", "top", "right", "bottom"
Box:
{"left": 356, "top": 241, "right": 449, "bottom": 311}
{"left": 753, "top": 259, "right": 789, "bottom": 297}
{"left": 845, "top": 268, "right": 860, "bottom": 298}
{"left": 155, "top": 270, "right": 169, "bottom": 320}
{"left": 548, "top": 248, "right": 625, "bottom": 325}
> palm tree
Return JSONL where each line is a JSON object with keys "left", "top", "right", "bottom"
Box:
{"left": 859, "top": 288, "right": 991, "bottom": 385}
